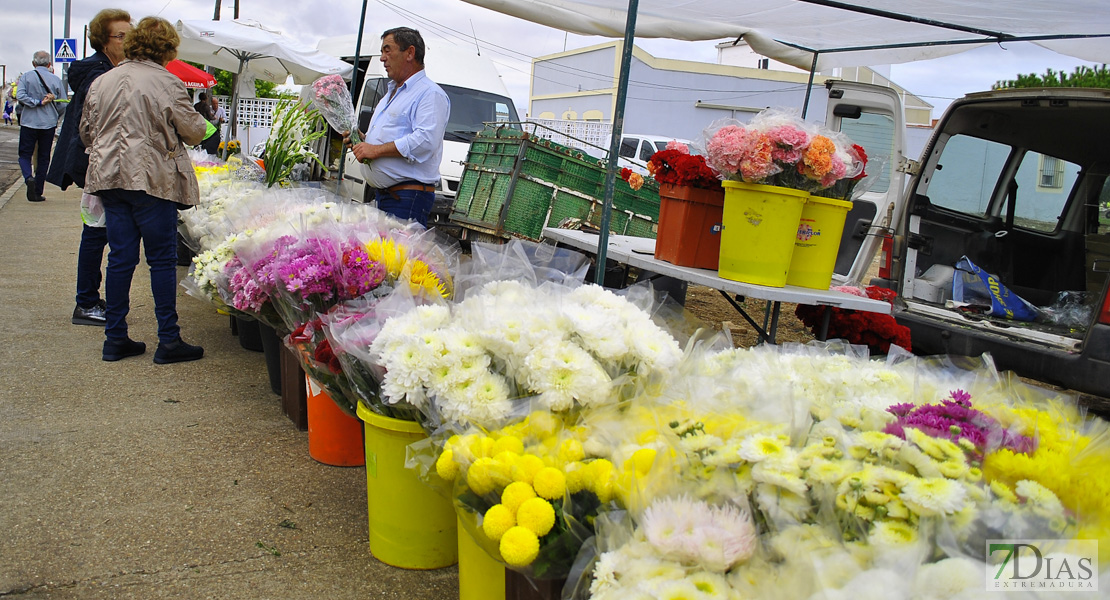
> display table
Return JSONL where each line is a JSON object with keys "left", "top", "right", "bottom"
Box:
{"left": 542, "top": 228, "right": 891, "bottom": 343}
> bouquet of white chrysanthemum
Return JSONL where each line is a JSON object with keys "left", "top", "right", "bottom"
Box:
{"left": 370, "top": 279, "right": 683, "bottom": 429}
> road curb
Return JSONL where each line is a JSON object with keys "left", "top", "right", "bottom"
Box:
{"left": 0, "top": 176, "right": 24, "bottom": 212}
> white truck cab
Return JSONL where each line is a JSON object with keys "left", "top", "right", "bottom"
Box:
{"left": 317, "top": 35, "right": 521, "bottom": 210}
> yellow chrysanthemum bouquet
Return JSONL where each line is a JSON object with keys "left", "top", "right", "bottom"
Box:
{"left": 417, "top": 403, "right": 678, "bottom": 579}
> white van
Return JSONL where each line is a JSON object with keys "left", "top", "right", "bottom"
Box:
{"left": 317, "top": 35, "right": 522, "bottom": 213}
{"left": 580, "top": 133, "right": 702, "bottom": 176}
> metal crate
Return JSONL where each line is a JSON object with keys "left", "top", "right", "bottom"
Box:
{"left": 450, "top": 122, "right": 660, "bottom": 242}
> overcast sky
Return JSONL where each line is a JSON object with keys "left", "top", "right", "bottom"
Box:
{"left": 2, "top": 0, "right": 1096, "bottom": 120}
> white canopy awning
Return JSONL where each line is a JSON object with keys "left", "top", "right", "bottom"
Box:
{"left": 176, "top": 19, "right": 353, "bottom": 84}
{"left": 459, "top": 0, "right": 1110, "bottom": 70}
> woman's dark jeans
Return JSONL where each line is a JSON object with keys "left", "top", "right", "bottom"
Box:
{"left": 76, "top": 224, "right": 108, "bottom": 309}
{"left": 100, "top": 189, "right": 181, "bottom": 344}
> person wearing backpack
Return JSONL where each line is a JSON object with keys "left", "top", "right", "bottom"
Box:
{"left": 16, "top": 51, "right": 66, "bottom": 202}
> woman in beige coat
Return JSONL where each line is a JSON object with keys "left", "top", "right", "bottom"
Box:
{"left": 81, "top": 16, "right": 207, "bottom": 363}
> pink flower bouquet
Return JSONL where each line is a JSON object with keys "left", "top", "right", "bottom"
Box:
{"left": 309, "top": 74, "right": 370, "bottom": 165}
{"left": 703, "top": 109, "right": 869, "bottom": 198}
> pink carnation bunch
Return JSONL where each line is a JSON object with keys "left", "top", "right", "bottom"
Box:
{"left": 706, "top": 125, "right": 778, "bottom": 183}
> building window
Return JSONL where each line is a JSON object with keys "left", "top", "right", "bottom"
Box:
{"left": 1038, "top": 154, "right": 1064, "bottom": 189}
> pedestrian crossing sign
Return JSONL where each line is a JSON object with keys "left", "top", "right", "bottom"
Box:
{"left": 54, "top": 38, "right": 77, "bottom": 63}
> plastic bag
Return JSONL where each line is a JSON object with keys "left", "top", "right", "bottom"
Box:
{"left": 1038, "top": 290, "right": 1094, "bottom": 329}
{"left": 952, "top": 256, "right": 1039, "bottom": 321}
{"left": 80, "top": 192, "right": 106, "bottom": 227}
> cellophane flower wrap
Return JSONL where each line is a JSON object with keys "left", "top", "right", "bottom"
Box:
{"left": 313, "top": 226, "right": 460, "bottom": 420}
{"left": 704, "top": 109, "right": 871, "bottom": 198}
{"left": 510, "top": 335, "right": 1110, "bottom": 599}
{"left": 309, "top": 74, "right": 370, "bottom": 165}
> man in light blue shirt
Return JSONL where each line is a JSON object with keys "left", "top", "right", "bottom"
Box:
{"left": 16, "top": 51, "right": 66, "bottom": 202}
{"left": 346, "top": 27, "right": 450, "bottom": 227}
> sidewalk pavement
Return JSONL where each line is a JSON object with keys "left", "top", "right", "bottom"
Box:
{"left": 0, "top": 180, "right": 459, "bottom": 599}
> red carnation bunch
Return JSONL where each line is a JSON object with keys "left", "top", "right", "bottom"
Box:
{"left": 647, "top": 149, "right": 720, "bottom": 189}
{"left": 795, "top": 285, "right": 911, "bottom": 355}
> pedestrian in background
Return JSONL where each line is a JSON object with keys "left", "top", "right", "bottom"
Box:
{"left": 16, "top": 51, "right": 65, "bottom": 202}
{"left": 193, "top": 90, "right": 220, "bottom": 155}
{"left": 81, "top": 16, "right": 207, "bottom": 364}
{"left": 47, "top": 8, "right": 133, "bottom": 328}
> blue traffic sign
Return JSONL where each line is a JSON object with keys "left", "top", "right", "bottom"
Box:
{"left": 54, "top": 38, "right": 78, "bottom": 63}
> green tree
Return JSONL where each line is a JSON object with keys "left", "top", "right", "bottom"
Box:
{"left": 184, "top": 61, "right": 297, "bottom": 99}
{"left": 994, "top": 64, "right": 1110, "bottom": 90}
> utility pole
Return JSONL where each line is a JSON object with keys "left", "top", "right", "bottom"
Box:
{"left": 62, "top": 0, "right": 72, "bottom": 95}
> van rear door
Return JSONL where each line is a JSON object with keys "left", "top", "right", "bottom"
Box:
{"left": 822, "top": 81, "right": 908, "bottom": 286}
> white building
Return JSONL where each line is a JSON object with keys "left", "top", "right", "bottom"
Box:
{"left": 528, "top": 40, "right": 935, "bottom": 159}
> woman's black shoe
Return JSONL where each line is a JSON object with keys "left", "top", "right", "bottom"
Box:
{"left": 154, "top": 339, "right": 204, "bottom": 364}
{"left": 103, "top": 338, "right": 147, "bottom": 361}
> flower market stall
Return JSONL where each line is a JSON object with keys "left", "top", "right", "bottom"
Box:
{"left": 175, "top": 84, "right": 1108, "bottom": 599}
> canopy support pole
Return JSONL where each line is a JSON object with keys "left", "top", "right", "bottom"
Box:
{"left": 224, "top": 58, "right": 246, "bottom": 159}
{"left": 595, "top": 0, "right": 639, "bottom": 285}
{"left": 337, "top": 0, "right": 369, "bottom": 187}
{"left": 801, "top": 51, "right": 819, "bottom": 120}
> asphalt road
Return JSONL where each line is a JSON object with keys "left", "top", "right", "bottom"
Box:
{"left": 0, "top": 123, "right": 23, "bottom": 190}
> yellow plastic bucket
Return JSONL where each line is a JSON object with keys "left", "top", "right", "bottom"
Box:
{"left": 458, "top": 516, "right": 506, "bottom": 600}
{"left": 786, "top": 195, "right": 854, "bottom": 289}
{"left": 719, "top": 180, "right": 809, "bottom": 287}
{"left": 356, "top": 403, "right": 458, "bottom": 569}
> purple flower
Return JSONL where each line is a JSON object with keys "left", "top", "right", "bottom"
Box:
{"left": 885, "top": 390, "right": 1036, "bottom": 458}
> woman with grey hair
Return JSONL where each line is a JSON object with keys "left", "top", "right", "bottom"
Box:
{"left": 81, "top": 16, "right": 208, "bottom": 363}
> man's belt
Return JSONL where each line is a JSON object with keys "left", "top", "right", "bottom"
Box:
{"left": 387, "top": 180, "right": 436, "bottom": 193}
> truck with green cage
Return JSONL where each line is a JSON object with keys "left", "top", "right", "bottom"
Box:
{"left": 450, "top": 123, "right": 662, "bottom": 243}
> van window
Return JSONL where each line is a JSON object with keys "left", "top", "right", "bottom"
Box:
{"left": 359, "top": 78, "right": 521, "bottom": 143}
{"left": 926, "top": 134, "right": 1011, "bottom": 216}
{"left": 1012, "top": 151, "right": 1078, "bottom": 232}
{"left": 357, "top": 77, "right": 391, "bottom": 132}
{"left": 838, "top": 112, "right": 895, "bottom": 194}
{"left": 639, "top": 140, "right": 655, "bottom": 161}
{"left": 619, "top": 137, "right": 639, "bottom": 159}
{"left": 440, "top": 84, "right": 521, "bottom": 142}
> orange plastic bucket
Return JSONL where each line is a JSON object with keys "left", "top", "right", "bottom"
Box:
{"left": 306, "top": 376, "right": 365, "bottom": 467}
{"left": 654, "top": 182, "right": 725, "bottom": 270}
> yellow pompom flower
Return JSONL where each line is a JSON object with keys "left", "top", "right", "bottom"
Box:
{"left": 494, "top": 451, "right": 520, "bottom": 469}
{"left": 501, "top": 481, "right": 537, "bottom": 514}
{"left": 482, "top": 504, "right": 516, "bottom": 541}
{"left": 467, "top": 457, "right": 505, "bottom": 496}
{"left": 526, "top": 411, "right": 560, "bottom": 438}
{"left": 564, "top": 462, "right": 587, "bottom": 494}
{"left": 516, "top": 497, "right": 556, "bottom": 537}
{"left": 511, "top": 454, "right": 546, "bottom": 485}
{"left": 557, "top": 439, "right": 585, "bottom": 464}
{"left": 479, "top": 436, "right": 497, "bottom": 458}
{"left": 499, "top": 526, "right": 540, "bottom": 567}
{"left": 630, "top": 447, "right": 657, "bottom": 476}
{"left": 533, "top": 467, "right": 567, "bottom": 500}
{"left": 435, "top": 449, "right": 459, "bottom": 481}
{"left": 493, "top": 435, "right": 525, "bottom": 456}
{"left": 588, "top": 459, "right": 615, "bottom": 503}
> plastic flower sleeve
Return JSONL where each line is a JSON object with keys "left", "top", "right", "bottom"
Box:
{"left": 308, "top": 74, "right": 370, "bottom": 165}
{"left": 322, "top": 289, "right": 428, "bottom": 422}
{"left": 454, "top": 238, "right": 590, "bottom": 299}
